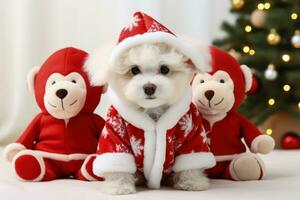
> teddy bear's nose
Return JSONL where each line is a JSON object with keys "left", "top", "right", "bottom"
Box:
{"left": 143, "top": 83, "right": 157, "bottom": 96}
{"left": 204, "top": 90, "right": 215, "bottom": 101}
{"left": 56, "top": 89, "right": 68, "bottom": 99}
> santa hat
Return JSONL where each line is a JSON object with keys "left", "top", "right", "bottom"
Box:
{"left": 110, "top": 11, "right": 210, "bottom": 72}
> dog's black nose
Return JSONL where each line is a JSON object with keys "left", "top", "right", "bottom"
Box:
{"left": 143, "top": 83, "right": 157, "bottom": 96}
{"left": 56, "top": 89, "right": 68, "bottom": 99}
{"left": 204, "top": 90, "right": 214, "bottom": 100}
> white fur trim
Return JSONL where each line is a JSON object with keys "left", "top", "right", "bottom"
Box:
{"left": 3, "top": 143, "right": 26, "bottom": 162}
{"left": 240, "top": 65, "right": 253, "bottom": 92}
{"left": 107, "top": 86, "right": 155, "bottom": 131}
{"left": 22, "top": 150, "right": 88, "bottom": 161}
{"left": 172, "top": 152, "right": 216, "bottom": 173}
{"left": 111, "top": 32, "right": 211, "bottom": 73}
{"left": 107, "top": 86, "right": 192, "bottom": 189}
{"left": 251, "top": 135, "right": 275, "bottom": 153}
{"left": 229, "top": 153, "right": 265, "bottom": 181}
{"left": 93, "top": 153, "right": 137, "bottom": 176}
{"left": 80, "top": 154, "right": 98, "bottom": 181}
{"left": 84, "top": 43, "right": 114, "bottom": 86}
{"left": 26, "top": 66, "right": 40, "bottom": 93}
{"left": 12, "top": 150, "right": 46, "bottom": 182}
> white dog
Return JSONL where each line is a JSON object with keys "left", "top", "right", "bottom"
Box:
{"left": 85, "top": 11, "right": 215, "bottom": 195}
{"left": 85, "top": 43, "right": 214, "bottom": 194}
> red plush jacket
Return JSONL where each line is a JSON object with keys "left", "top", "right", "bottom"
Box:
{"left": 17, "top": 113, "right": 104, "bottom": 155}
{"left": 93, "top": 87, "right": 216, "bottom": 189}
{"left": 203, "top": 112, "right": 262, "bottom": 161}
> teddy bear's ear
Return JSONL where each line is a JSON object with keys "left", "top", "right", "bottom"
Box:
{"left": 241, "top": 65, "right": 253, "bottom": 92}
{"left": 26, "top": 66, "right": 40, "bottom": 93}
{"left": 84, "top": 43, "right": 114, "bottom": 86}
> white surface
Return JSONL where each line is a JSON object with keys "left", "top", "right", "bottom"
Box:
{"left": 0, "top": 149, "right": 299, "bottom": 200}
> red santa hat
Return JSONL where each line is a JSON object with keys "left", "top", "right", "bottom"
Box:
{"left": 110, "top": 11, "right": 210, "bottom": 72}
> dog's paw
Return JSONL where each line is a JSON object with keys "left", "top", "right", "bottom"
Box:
{"left": 101, "top": 180, "right": 136, "bottom": 195}
{"left": 173, "top": 169, "right": 210, "bottom": 191}
{"left": 100, "top": 172, "right": 136, "bottom": 195}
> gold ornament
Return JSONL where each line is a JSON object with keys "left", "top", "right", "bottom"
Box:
{"left": 267, "top": 29, "right": 281, "bottom": 45}
{"left": 291, "top": 30, "right": 300, "bottom": 48}
{"left": 251, "top": 9, "right": 267, "bottom": 28}
{"left": 232, "top": 0, "right": 245, "bottom": 10}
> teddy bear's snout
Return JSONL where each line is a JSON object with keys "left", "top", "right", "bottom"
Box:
{"left": 204, "top": 90, "right": 215, "bottom": 100}
{"left": 56, "top": 89, "right": 68, "bottom": 99}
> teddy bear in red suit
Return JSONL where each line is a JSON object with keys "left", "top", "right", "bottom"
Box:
{"left": 3, "top": 47, "right": 105, "bottom": 182}
{"left": 192, "top": 46, "right": 275, "bottom": 181}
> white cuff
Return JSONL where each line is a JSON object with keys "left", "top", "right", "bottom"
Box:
{"left": 3, "top": 143, "right": 26, "bottom": 162}
{"left": 173, "top": 152, "right": 216, "bottom": 172}
{"left": 92, "top": 153, "right": 137, "bottom": 176}
{"left": 251, "top": 135, "right": 275, "bottom": 153}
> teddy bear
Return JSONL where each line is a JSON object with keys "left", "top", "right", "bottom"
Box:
{"left": 192, "top": 46, "right": 275, "bottom": 181}
{"left": 3, "top": 47, "right": 105, "bottom": 182}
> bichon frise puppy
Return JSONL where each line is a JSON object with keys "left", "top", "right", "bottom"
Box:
{"left": 85, "top": 12, "right": 215, "bottom": 195}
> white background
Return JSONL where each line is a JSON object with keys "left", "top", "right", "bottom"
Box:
{"left": 0, "top": 0, "right": 233, "bottom": 143}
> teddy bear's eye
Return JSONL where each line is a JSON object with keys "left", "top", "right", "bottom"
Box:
{"left": 51, "top": 81, "right": 56, "bottom": 85}
{"left": 219, "top": 79, "right": 225, "bottom": 83}
{"left": 131, "top": 66, "right": 141, "bottom": 75}
{"left": 160, "top": 65, "right": 170, "bottom": 75}
{"left": 71, "top": 80, "right": 77, "bottom": 84}
{"left": 200, "top": 79, "right": 205, "bottom": 83}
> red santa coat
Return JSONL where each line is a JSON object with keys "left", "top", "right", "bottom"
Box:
{"left": 93, "top": 87, "right": 216, "bottom": 189}
{"left": 17, "top": 113, "right": 104, "bottom": 157}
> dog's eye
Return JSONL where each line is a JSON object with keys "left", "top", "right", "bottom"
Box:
{"left": 200, "top": 80, "right": 205, "bottom": 83}
{"left": 51, "top": 81, "right": 56, "bottom": 85}
{"left": 219, "top": 79, "right": 225, "bottom": 83}
{"left": 71, "top": 80, "right": 77, "bottom": 84}
{"left": 131, "top": 66, "right": 141, "bottom": 75}
{"left": 160, "top": 65, "right": 170, "bottom": 75}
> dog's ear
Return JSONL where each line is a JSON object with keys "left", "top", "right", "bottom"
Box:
{"left": 84, "top": 43, "right": 114, "bottom": 86}
{"left": 26, "top": 66, "right": 40, "bottom": 93}
{"left": 179, "top": 35, "right": 212, "bottom": 73}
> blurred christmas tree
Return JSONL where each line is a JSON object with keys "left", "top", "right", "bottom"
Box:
{"left": 213, "top": 0, "right": 300, "bottom": 148}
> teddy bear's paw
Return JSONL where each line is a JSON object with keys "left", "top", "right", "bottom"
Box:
{"left": 231, "top": 154, "right": 264, "bottom": 181}
{"left": 252, "top": 135, "right": 275, "bottom": 154}
{"left": 173, "top": 169, "right": 210, "bottom": 191}
{"left": 257, "top": 137, "right": 275, "bottom": 154}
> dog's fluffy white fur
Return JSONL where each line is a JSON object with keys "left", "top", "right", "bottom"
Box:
{"left": 85, "top": 43, "right": 209, "bottom": 195}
